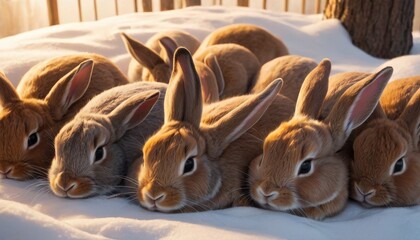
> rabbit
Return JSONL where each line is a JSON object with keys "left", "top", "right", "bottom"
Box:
{"left": 197, "top": 23, "right": 289, "bottom": 65}
{"left": 156, "top": 36, "right": 224, "bottom": 104}
{"left": 248, "top": 58, "right": 393, "bottom": 220}
{"left": 351, "top": 76, "right": 420, "bottom": 207}
{"left": 0, "top": 53, "right": 128, "bottom": 180}
{"left": 129, "top": 47, "right": 294, "bottom": 212}
{"left": 193, "top": 43, "right": 261, "bottom": 100}
{"left": 48, "top": 81, "right": 166, "bottom": 198}
{"left": 251, "top": 55, "right": 318, "bottom": 102}
{"left": 121, "top": 31, "right": 200, "bottom": 83}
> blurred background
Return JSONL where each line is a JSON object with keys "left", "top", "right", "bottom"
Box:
{"left": 1, "top": 0, "right": 420, "bottom": 38}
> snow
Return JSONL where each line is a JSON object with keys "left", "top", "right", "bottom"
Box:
{"left": 0, "top": 6, "right": 419, "bottom": 239}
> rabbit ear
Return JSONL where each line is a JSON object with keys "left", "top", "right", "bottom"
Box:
{"left": 164, "top": 47, "right": 202, "bottom": 127}
{"left": 45, "top": 60, "right": 94, "bottom": 120}
{"left": 196, "top": 62, "right": 219, "bottom": 104}
{"left": 204, "top": 54, "right": 225, "bottom": 96}
{"left": 294, "top": 59, "right": 330, "bottom": 118}
{"left": 108, "top": 90, "right": 160, "bottom": 138}
{"left": 0, "top": 71, "right": 20, "bottom": 106}
{"left": 326, "top": 67, "right": 393, "bottom": 150}
{"left": 159, "top": 36, "right": 178, "bottom": 68}
{"left": 120, "top": 33, "right": 164, "bottom": 70}
{"left": 205, "top": 79, "right": 283, "bottom": 153}
{"left": 398, "top": 88, "right": 420, "bottom": 147}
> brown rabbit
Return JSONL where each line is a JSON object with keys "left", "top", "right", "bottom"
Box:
{"left": 351, "top": 76, "right": 420, "bottom": 207}
{"left": 197, "top": 24, "right": 289, "bottom": 64}
{"left": 194, "top": 43, "right": 261, "bottom": 100}
{"left": 248, "top": 59, "right": 393, "bottom": 220}
{"left": 121, "top": 31, "right": 200, "bottom": 83}
{"left": 0, "top": 53, "right": 128, "bottom": 180}
{"left": 131, "top": 47, "right": 294, "bottom": 212}
{"left": 251, "top": 55, "right": 318, "bottom": 102}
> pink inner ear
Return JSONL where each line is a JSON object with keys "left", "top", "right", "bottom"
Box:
{"left": 128, "top": 94, "right": 159, "bottom": 127}
{"left": 67, "top": 61, "right": 93, "bottom": 104}
{"left": 348, "top": 68, "right": 391, "bottom": 129}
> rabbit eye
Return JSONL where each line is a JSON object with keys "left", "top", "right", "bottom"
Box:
{"left": 94, "top": 146, "right": 106, "bottom": 163}
{"left": 298, "top": 159, "right": 313, "bottom": 176}
{"left": 183, "top": 157, "right": 196, "bottom": 176}
{"left": 27, "top": 132, "right": 39, "bottom": 149}
{"left": 392, "top": 157, "right": 405, "bottom": 175}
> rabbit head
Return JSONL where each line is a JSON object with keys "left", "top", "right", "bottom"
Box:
{"left": 351, "top": 78, "right": 420, "bottom": 207}
{"left": 136, "top": 47, "right": 283, "bottom": 212}
{"left": 0, "top": 61, "right": 94, "bottom": 180}
{"left": 249, "top": 60, "right": 393, "bottom": 220}
{"left": 121, "top": 31, "right": 200, "bottom": 83}
{"left": 48, "top": 90, "right": 160, "bottom": 198}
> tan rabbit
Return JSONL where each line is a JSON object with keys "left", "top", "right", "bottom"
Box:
{"left": 131, "top": 47, "right": 294, "bottom": 212}
{"left": 49, "top": 82, "right": 165, "bottom": 198}
{"left": 121, "top": 31, "right": 200, "bottom": 83}
{"left": 251, "top": 55, "right": 318, "bottom": 102}
{"left": 194, "top": 43, "right": 261, "bottom": 100}
{"left": 0, "top": 53, "right": 128, "bottom": 180}
{"left": 248, "top": 59, "right": 393, "bottom": 220}
{"left": 351, "top": 76, "right": 420, "bottom": 207}
{"left": 197, "top": 24, "right": 289, "bottom": 65}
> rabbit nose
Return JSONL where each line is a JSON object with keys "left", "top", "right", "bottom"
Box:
{"left": 0, "top": 166, "right": 13, "bottom": 179}
{"left": 55, "top": 172, "right": 77, "bottom": 194}
{"left": 146, "top": 192, "right": 166, "bottom": 204}
{"left": 355, "top": 184, "right": 375, "bottom": 200}
{"left": 257, "top": 186, "right": 279, "bottom": 201}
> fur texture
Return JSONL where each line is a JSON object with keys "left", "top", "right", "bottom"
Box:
{"left": 48, "top": 82, "right": 166, "bottom": 198}
{"left": 131, "top": 47, "right": 294, "bottom": 212}
{"left": 0, "top": 53, "right": 128, "bottom": 180}
{"left": 197, "top": 24, "right": 289, "bottom": 64}
{"left": 194, "top": 43, "right": 261, "bottom": 100}
{"left": 248, "top": 60, "right": 392, "bottom": 220}
{"left": 121, "top": 31, "right": 200, "bottom": 83}
{"left": 351, "top": 76, "right": 420, "bottom": 207}
{"left": 251, "top": 55, "right": 318, "bottom": 102}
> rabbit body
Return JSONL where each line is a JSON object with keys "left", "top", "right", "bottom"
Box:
{"left": 198, "top": 24, "right": 289, "bottom": 64}
{"left": 251, "top": 55, "right": 318, "bottom": 102}
{"left": 194, "top": 43, "right": 260, "bottom": 99}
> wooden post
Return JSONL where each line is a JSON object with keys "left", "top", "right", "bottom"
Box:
{"left": 238, "top": 0, "right": 249, "bottom": 7}
{"left": 324, "top": 0, "right": 414, "bottom": 58}
{"left": 143, "top": 0, "right": 153, "bottom": 12}
{"left": 46, "top": 0, "right": 59, "bottom": 25}
{"left": 183, "top": 0, "right": 201, "bottom": 7}
{"left": 161, "top": 0, "right": 174, "bottom": 10}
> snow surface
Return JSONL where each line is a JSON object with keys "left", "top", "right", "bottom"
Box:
{"left": 0, "top": 6, "right": 420, "bottom": 240}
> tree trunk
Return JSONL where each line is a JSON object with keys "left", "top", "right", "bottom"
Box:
{"left": 324, "top": 0, "right": 414, "bottom": 59}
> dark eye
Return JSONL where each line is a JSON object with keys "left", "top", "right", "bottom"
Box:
{"left": 94, "top": 146, "right": 106, "bottom": 162}
{"left": 183, "top": 157, "right": 195, "bottom": 175}
{"left": 392, "top": 158, "right": 405, "bottom": 175}
{"left": 298, "top": 159, "right": 313, "bottom": 175}
{"left": 27, "top": 132, "right": 39, "bottom": 149}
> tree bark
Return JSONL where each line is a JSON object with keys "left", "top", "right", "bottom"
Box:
{"left": 324, "top": 0, "right": 414, "bottom": 59}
